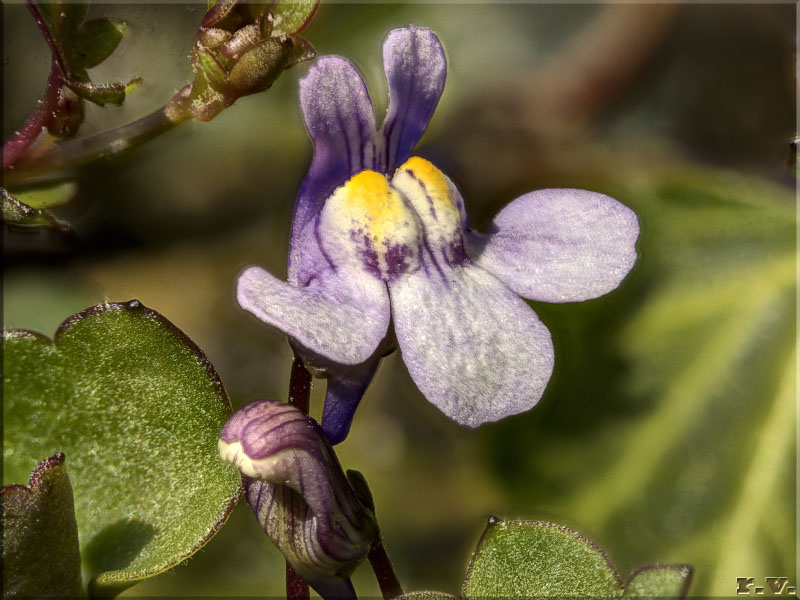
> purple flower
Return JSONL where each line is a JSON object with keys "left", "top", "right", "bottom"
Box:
{"left": 219, "top": 401, "right": 378, "bottom": 599}
{"left": 238, "top": 25, "right": 639, "bottom": 444}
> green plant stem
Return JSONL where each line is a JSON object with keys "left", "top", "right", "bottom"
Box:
{"left": 285, "top": 355, "right": 312, "bottom": 600}
{"left": 4, "top": 105, "right": 189, "bottom": 186}
{"left": 369, "top": 541, "right": 403, "bottom": 599}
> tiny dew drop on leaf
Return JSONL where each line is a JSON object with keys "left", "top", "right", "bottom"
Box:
{"left": 2, "top": 301, "right": 242, "bottom": 597}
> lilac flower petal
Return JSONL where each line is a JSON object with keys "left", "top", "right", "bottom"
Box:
{"left": 466, "top": 189, "right": 640, "bottom": 303}
{"left": 292, "top": 57, "right": 379, "bottom": 267}
{"left": 321, "top": 357, "right": 382, "bottom": 445}
{"left": 380, "top": 26, "right": 446, "bottom": 172}
{"left": 237, "top": 266, "right": 390, "bottom": 365}
{"left": 389, "top": 263, "right": 554, "bottom": 427}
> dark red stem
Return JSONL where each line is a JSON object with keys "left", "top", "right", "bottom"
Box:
{"left": 285, "top": 355, "right": 312, "bottom": 600}
{"left": 285, "top": 562, "right": 311, "bottom": 600}
{"left": 368, "top": 541, "right": 403, "bottom": 599}
{"left": 3, "top": 64, "right": 62, "bottom": 172}
{"left": 3, "top": 1, "right": 67, "bottom": 171}
{"left": 288, "top": 355, "right": 312, "bottom": 414}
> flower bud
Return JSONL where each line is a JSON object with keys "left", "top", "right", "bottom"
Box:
{"left": 169, "top": 0, "right": 316, "bottom": 122}
{"left": 219, "top": 401, "right": 378, "bottom": 599}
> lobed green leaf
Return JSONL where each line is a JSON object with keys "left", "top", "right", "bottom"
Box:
{"left": 2, "top": 453, "right": 83, "bottom": 598}
{"left": 3, "top": 301, "right": 242, "bottom": 596}
{"left": 462, "top": 519, "right": 623, "bottom": 599}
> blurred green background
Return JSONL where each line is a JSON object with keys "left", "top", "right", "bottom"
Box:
{"left": 3, "top": 3, "right": 796, "bottom": 597}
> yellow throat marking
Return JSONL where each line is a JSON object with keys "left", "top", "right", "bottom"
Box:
{"left": 333, "top": 170, "right": 412, "bottom": 245}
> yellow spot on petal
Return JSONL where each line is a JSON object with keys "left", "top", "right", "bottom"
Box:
{"left": 393, "top": 157, "right": 461, "bottom": 240}
{"left": 329, "top": 170, "right": 415, "bottom": 246}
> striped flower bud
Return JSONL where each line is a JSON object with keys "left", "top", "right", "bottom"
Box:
{"left": 219, "top": 401, "right": 378, "bottom": 599}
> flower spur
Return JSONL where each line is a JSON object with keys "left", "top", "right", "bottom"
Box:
{"left": 238, "top": 25, "right": 640, "bottom": 444}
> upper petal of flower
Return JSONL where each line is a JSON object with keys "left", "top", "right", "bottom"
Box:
{"left": 466, "top": 189, "right": 640, "bottom": 303}
{"left": 291, "top": 57, "right": 379, "bottom": 276}
{"left": 380, "top": 26, "right": 446, "bottom": 173}
{"left": 388, "top": 262, "right": 554, "bottom": 428}
{"left": 237, "top": 264, "right": 390, "bottom": 366}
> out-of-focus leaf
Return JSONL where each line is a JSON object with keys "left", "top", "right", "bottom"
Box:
{"left": 269, "top": 0, "right": 319, "bottom": 36}
{"left": 485, "top": 168, "right": 796, "bottom": 596}
{"left": 3, "top": 301, "right": 242, "bottom": 597}
{"left": 13, "top": 181, "right": 77, "bottom": 209}
{"left": 623, "top": 565, "right": 693, "bottom": 597}
{"left": 72, "top": 18, "right": 127, "bottom": 69}
{"left": 462, "top": 519, "right": 623, "bottom": 598}
{"left": 2, "top": 453, "right": 82, "bottom": 598}
{"left": 2, "top": 187, "right": 69, "bottom": 230}
{"left": 32, "top": 0, "right": 137, "bottom": 108}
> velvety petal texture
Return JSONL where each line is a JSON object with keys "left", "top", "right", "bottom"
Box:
{"left": 389, "top": 263, "right": 554, "bottom": 427}
{"left": 292, "top": 57, "right": 379, "bottom": 276}
{"left": 237, "top": 266, "right": 390, "bottom": 366}
{"left": 467, "top": 189, "right": 640, "bottom": 303}
{"left": 219, "top": 401, "right": 378, "bottom": 600}
{"left": 380, "top": 25, "right": 446, "bottom": 172}
{"left": 238, "top": 23, "right": 640, "bottom": 444}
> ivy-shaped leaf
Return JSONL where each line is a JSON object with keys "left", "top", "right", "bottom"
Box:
{"left": 403, "top": 519, "right": 691, "bottom": 599}
{"left": 484, "top": 167, "right": 795, "bottom": 595}
{"left": 3, "top": 301, "right": 242, "bottom": 596}
{"left": 462, "top": 519, "right": 623, "bottom": 598}
{"left": 2, "top": 453, "right": 82, "bottom": 598}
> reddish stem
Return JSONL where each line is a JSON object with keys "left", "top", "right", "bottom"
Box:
{"left": 285, "top": 355, "right": 312, "bottom": 600}
{"left": 3, "top": 0, "right": 66, "bottom": 171}
{"left": 368, "top": 541, "right": 403, "bottom": 599}
{"left": 288, "top": 355, "right": 312, "bottom": 414}
{"left": 285, "top": 562, "right": 311, "bottom": 600}
{"left": 3, "top": 63, "right": 62, "bottom": 172}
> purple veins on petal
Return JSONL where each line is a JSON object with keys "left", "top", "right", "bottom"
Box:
{"left": 220, "top": 401, "right": 378, "bottom": 599}
{"left": 380, "top": 25, "right": 447, "bottom": 172}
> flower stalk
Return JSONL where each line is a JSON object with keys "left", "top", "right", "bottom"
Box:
{"left": 368, "top": 541, "right": 403, "bottom": 600}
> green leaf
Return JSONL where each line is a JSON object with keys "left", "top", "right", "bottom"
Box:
{"left": 32, "top": 0, "right": 137, "bottom": 108}
{"left": 12, "top": 181, "right": 77, "bottom": 210}
{"left": 2, "top": 186, "right": 69, "bottom": 230}
{"left": 3, "top": 301, "right": 242, "bottom": 596}
{"left": 2, "top": 453, "right": 83, "bottom": 598}
{"left": 623, "top": 565, "right": 693, "bottom": 597}
{"left": 269, "top": 0, "right": 318, "bottom": 35}
{"left": 72, "top": 18, "right": 127, "bottom": 69}
{"left": 484, "top": 168, "right": 796, "bottom": 596}
{"left": 462, "top": 519, "right": 624, "bottom": 598}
